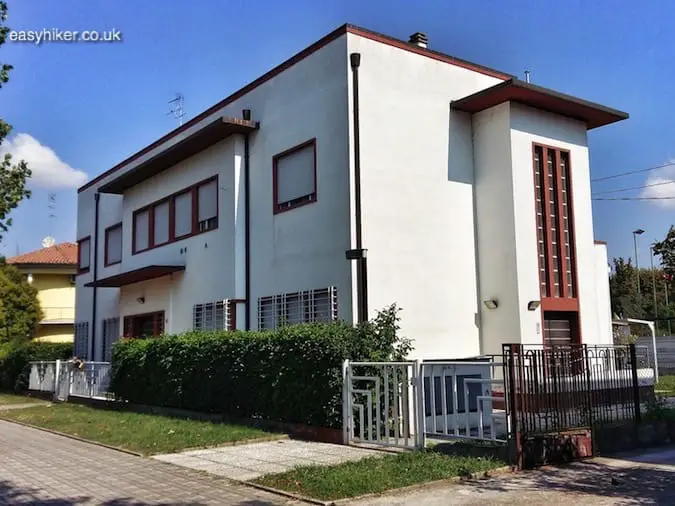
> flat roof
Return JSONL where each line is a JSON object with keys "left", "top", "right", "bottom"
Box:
{"left": 79, "top": 23, "right": 513, "bottom": 194}
{"left": 84, "top": 265, "right": 185, "bottom": 288}
{"left": 98, "top": 117, "right": 258, "bottom": 194}
{"left": 451, "top": 79, "right": 628, "bottom": 129}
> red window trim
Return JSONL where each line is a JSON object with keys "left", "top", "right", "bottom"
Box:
{"left": 103, "top": 222, "right": 123, "bottom": 267}
{"left": 532, "top": 142, "right": 581, "bottom": 344}
{"left": 132, "top": 175, "right": 218, "bottom": 255}
{"left": 123, "top": 311, "right": 165, "bottom": 338}
{"left": 272, "top": 138, "right": 317, "bottom": 215}
{"left": 76, "top": 236, "right": 91, "bottom": 274}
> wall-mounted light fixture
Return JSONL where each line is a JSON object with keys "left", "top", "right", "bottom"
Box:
{"left": 136, "top": 296, "right": 145, "bottom": 304}
{"left": 527, "top": 300, "right": 541, "bottom": 311}
{"left": 483, "top": 299, "right": 498, "bottom": 310}
{"left": 26, "top": 273, "right": 34, "bottom": 284}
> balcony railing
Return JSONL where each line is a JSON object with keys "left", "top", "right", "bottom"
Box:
{"left": 40, "top": 306, "right": 75, "bottom": 324}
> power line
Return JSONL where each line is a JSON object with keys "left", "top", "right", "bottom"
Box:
{"left": 591, "top": 161, "right": 675, "bottom": 183}
{"left": 592, "top": 179, "right": 675, "bottom": 196}
{"left": 593, "top": 196, "right": 675, "bottom": 201}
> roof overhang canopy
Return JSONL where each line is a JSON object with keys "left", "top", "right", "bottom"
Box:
{"left": 85, "top": 265, "right": 185, "bottom": 288}
{"left": 451, "top": 79, "right": 628, "bottom": 130}
{"left": 98, "top": 116, "right": 258, "bottom": 194}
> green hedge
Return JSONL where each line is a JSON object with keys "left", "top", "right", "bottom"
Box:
{"left": 111, "top": 306, "right": 411, "bottom": 428}
{"left": 0, "top": 341, "right": 74, "bottom": 391}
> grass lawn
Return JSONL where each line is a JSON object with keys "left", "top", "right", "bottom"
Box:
{"left": 0, "top": 403, "right": 280, "bottom": 455}
{"left": 253, "top": 450, "right": 506, "bottom": 501}
{"left": 655, "top": 375, "right": 675, "bottom": 396}
{"left": 0, "top": 393, "right": 41, "bottom": 405}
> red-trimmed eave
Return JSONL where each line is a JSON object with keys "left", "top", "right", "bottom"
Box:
{"left": 79, "top": 23, "right": 512, "bottom": 194}
{"left": 452, "top": 79, "right": 629, "bottom": 130}
{"left": 84, "top": 265, "right": 185, "bottom": 288}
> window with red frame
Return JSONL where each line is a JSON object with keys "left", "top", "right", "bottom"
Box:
{"left": 77, "top": 237, "right": 91, "bottom": 273}
{"left": 123, "top": 311, "right": 165, "bottom": 338}
{"left": 273, "top": 139, "right": 317, "bottom": 214}
{"left": 132, "top": 176, "right": 218, "bottom": 254}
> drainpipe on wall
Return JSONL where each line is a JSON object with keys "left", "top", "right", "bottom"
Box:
{"left": 90, "top": 192, "right": 100, "bottom": 360}
{"left": 243, "top": 109, "right": 252, "bottom": 330}
{"left": 347, "top": 52, "right": 369, "bottom": 324}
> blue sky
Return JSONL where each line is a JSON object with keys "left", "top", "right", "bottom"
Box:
{"left": 1, "top": 0, "right": 673, "bottom": 266}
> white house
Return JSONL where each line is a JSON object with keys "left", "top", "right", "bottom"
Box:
{"left": 75, "top": 24, "right": 627, "bottom": 361}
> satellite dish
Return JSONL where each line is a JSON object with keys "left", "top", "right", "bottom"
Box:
{"left": 42, "top": 236, "right": 56, "bottom": 248}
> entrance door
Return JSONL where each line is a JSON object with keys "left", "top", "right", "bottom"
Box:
{"left": 543, "top": 311, "right": 579, "bottom": 347}
{"left": 123, "top": 311, "right": 165, "bottom": 339}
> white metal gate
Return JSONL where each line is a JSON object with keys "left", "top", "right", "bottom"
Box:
{"left": 343, "top": 358, "right": 507, "bottom": 449}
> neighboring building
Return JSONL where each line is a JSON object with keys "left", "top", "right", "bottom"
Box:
{"left": 7, "top": 240, "right": 77, "bottom": 343}
{"left": 75, "top": 24, "right": 627, "bottom": 361}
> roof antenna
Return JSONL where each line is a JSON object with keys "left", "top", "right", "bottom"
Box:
{"left": 524, "top": 70, "right": 531, "bottom": 83}
{"left": 167, "top": 93, "right": 185, "bottom": 126}
{"left": 48, "top": 193, "right": 56, "bottom": 236}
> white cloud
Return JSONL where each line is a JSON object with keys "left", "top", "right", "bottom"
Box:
{"left": 0, "top": 133, "right": 88, "bottom": 189}
{"left": 640, "top": 161, "right": 675, "bottom": 209}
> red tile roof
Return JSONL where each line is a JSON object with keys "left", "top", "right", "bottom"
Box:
{"left": 6, "top": 242, "right": 78, "bottom": 266}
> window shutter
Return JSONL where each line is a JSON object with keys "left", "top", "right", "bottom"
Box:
{"left": 198, "top": 180, "right": 217, "bottom": 222}
{"left": 154, "top": 201, "right": 170, "bottom": 245}
{"left": 134, "top": 210, "right": 150, "bottom": 251}
{"left": 174, "top": 191, "right": 192, "bottom": 238}
{"left": 79, "top": 239, "right": 90, "bottom": 269}
{"left": 106, "top": 226, "right": 122, "bottom": 265}
{"left": 276, "top": 145, "right": 315, "bottom": 204}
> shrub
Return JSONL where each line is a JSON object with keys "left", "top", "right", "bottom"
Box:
{"left": 0, "top": 341, "right": 73, "bottom": 391}
{"left": 111, "top": 304, "right": 411, "bottom": 428}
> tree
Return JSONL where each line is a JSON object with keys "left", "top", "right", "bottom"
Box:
{"left": 0, "top": 1, "right": 31, "bottom": 243}
{"left": 652, "top": 225, "right": 675, "bottom": 284}
{"left": 0, "top": 263, "right": 42, "bottom": 342}
{"left": 609, "top": 257, "right": 640, "bottom": 318}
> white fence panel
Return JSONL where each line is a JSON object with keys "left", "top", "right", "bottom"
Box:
{"left": 27, "top": 360, "right": 112, "bottom": 401}
{"left": 28, "top": 361, "right": 57, "bottom": 392}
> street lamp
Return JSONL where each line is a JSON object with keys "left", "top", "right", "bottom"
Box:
{"left": 633, "top": 229, "right": 645, "bottom": 296}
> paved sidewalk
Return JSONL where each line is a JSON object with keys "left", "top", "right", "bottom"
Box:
{"left": 351, "top": 448, "right": 675, "bottom": 505}
{"left": 154, "top": 439, "right": 380, "bottom": 481}
{"left": 0, "top": 402, "right": 47, "bottom": 410}
{"left": 0, "top": 419, "right": 296, "bottom": 505}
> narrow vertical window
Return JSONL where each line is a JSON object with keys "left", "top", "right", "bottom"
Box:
{"left": 77, "top": 237, "right": 91, "bottom": 273}
{"left": 153, "top": 201, "right": 170, "bottom": 246}
{"left": 104, "top": 223, "right": 122, "bottom": 266}
{"left": 197, "top": 180, "right": 218, "bottom": 231}
{"left": 533, "top": 147, "right": 548, "bottom": 296}
{"left": 560, "top": 152, "right": 575, "bottom": 297}
{"left": 133, "top": 209, "right": 150, "bottom": 253}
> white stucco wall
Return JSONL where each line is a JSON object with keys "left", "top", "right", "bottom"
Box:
{"left": 509, "top": 103, "right": 600, "bottom": 346}
{"left": 346, "top": 33, "right": 504, "bottom": 360}
{"left": 76, "top": 34, "right": 352, "bottom": 358}
{"left": 594, "top": 242, "right": 613, "bottom": 346}
{"left": 472, "top": 103, "right": 522, "bottom": 357}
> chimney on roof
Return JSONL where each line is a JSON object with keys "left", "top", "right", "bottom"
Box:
{"left": 408, "top": 32, "right": 428, "bottom": 49}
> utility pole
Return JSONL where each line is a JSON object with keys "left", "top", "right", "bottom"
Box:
{"left": 650, "top": 244, "right": 658, "bottom": 334}
{"left": 633, "top": 229, "right": 645, "bottom": 301}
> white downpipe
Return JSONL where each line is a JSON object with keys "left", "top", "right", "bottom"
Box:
{"left": 233, "top": 137, "right": 247, "bottom": 329}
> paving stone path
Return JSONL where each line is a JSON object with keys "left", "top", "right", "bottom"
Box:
{"left": 0, "top": 419, "right": 297, "bottom": 505}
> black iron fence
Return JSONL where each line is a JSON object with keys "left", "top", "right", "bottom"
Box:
{"left": 503, "top": 343, "right": 652, "bottom": 437}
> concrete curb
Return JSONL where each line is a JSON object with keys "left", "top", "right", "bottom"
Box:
{"left": 0, "top": 416, "right": 144, "bottom": 457}
{"left": 242, "top": 465, "right": 515, "bottom": 505}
